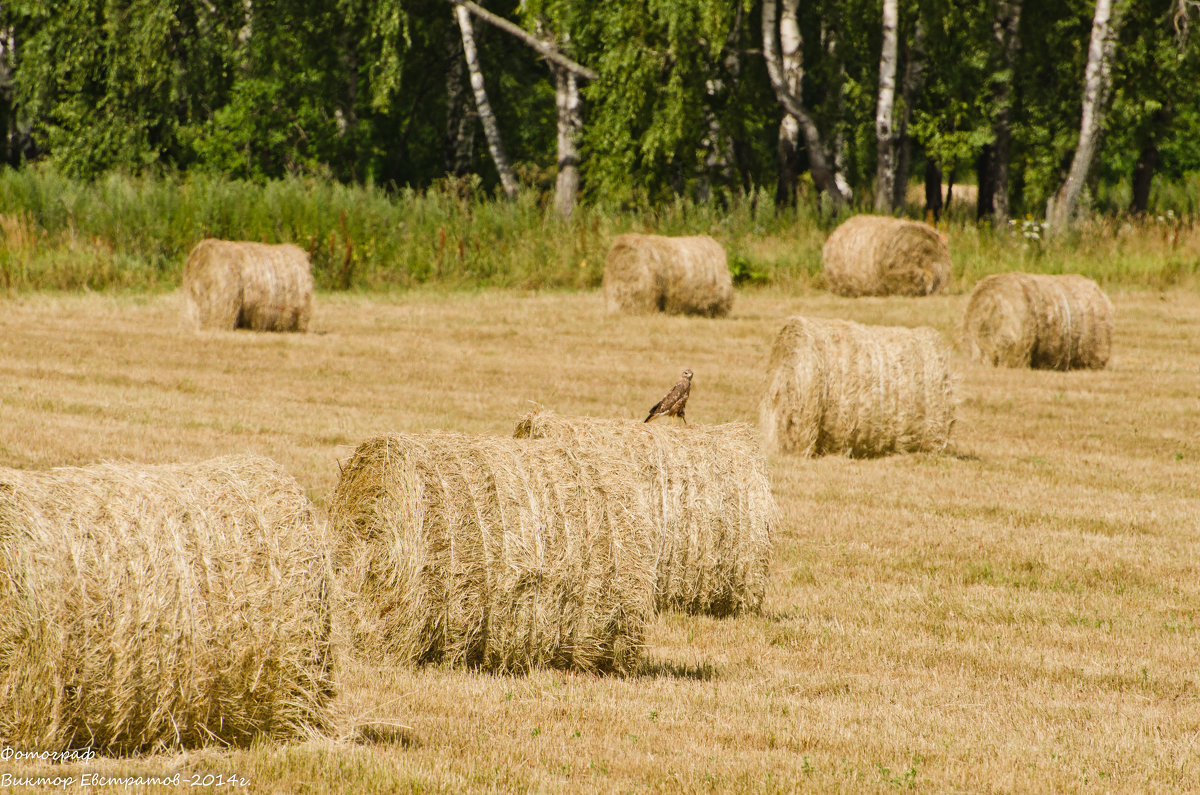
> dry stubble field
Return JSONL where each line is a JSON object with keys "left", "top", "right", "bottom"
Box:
{"left": 1, "top": 284, "right": 1198, "bottom": 793}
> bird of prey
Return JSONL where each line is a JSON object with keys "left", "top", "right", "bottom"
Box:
{"left": 645, "top": 369, "right": 693, "bottom": 424}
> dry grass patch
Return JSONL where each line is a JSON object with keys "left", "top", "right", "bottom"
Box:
{"left": 0, "top": 287, "right": 1197, "bottom": 791}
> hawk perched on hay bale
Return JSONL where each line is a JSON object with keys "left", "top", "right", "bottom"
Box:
{"left": 645, "top": 369, "right": 693, "bottom": 424}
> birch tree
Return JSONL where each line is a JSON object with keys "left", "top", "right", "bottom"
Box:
{"left": 552, "top": 63, "right": 581, "bottom": 217}
{"left": 1045, "top": 0, "right": 1121, "bottom": 231}
{"left": 762, "top": 0, "right": 849, "bottom": 207}
{"left": 775, "top": 0, "right": 802, "bottom": 204}
{"left": 873, "top": 0, "right": 900, "bottom": 213}
{"left": 455, "top": 3, "right": 519, "bottom": 198}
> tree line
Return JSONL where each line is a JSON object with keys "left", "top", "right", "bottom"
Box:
{"left": 1, "top": 0, "right": 1197, "bottom": 227}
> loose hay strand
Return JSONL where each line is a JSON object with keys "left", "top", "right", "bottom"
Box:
{"left": 602, "top": 234, "right": 734, "bottom": 317}
{"left": 961, "top": 272, "right": 1114, "bottom": 370}
{"left": 514, "top": 410, "right": 774, "bottom": 617}
{"left": 0, "top": 455, "right": 335, "bottom": 755}
{"left": 821, "top": 215, "right": 951, "bottom": 297}
{"left": 328, "top": 432, "right": 657, "bottom": 675}
{"left": 182, "top": 239, "right": 314, "bottom": 332}
{"left": 761, "top": 315, "right": 956, "bottom": 457}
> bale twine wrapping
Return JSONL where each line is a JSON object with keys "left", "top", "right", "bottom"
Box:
{"left": 961, "top": 272, "right": 1114, "bottom": 370}
{"left": 821, "top": 215, "right": 951, "bottom": 297}
{"left": 602, "top": 233, "right": 734, "bottom": 317}
{"left": 514, "top": 410, "right": 773, "bottom": 616}
{"left": 761, "top": 315, "right": 955, "bottom": 457}
{"left": 183, "top": 238, "right": 314, "bottom": 331}
{"left": 328, "top": 433, "right": 656, "bottom": 674}
{"left": 0, "top": 455, "right": 334, "bottom": 755}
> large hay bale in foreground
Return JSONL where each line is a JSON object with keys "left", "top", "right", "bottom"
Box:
{"left": 514, "top": 410, "right": 773, "bottom": 616}
{"left": 603, "top": 233, "right": 734, "bottom": 317}
{"left": 183, "top": 238, "right": 314, "bottom": 331}
{"left": 761, "top": 316, "right": 955, "bottom": 457}
{"left": 0, "top": 455, "right": 334, "bottom": 755}
{"left": 328, "top": 433, "right": 656, "bottom": 674}
{"left": 822, "top": 215, "right": 951, "bottom": 297}
{"left": 962, "top": 272, "right": 1114, "bottom": 370}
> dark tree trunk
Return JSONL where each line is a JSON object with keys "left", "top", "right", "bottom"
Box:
{"left": 892, "top": 20, "right": 926, "bottom": 211}
{"left": 444, "top": 19, "right": 477, "bottom": 175}
{"left": 776, "top": 122, "right": 801, "bottom": 206}
{"left": 989, "top": 0, "right": 1022, "bottom": 225}
{"left": 1129, "top": 141, "right": 1157, "bottom": 215}
{"left": 924, "top": 160, "right": 943, "bottom": 223}
{"left": 977, "top": 144, "right": 996, "bottom": 220}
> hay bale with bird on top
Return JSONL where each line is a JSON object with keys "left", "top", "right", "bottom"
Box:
{"left": 760, "top": 315, "right": 956, "bottom": 457}
{"left": 821, "top": 214, "right": 951, "bottom": 297}
{"left": 0, "top": 455, "right": 335, "bottom": 755}
{"left": 603, "top": 233, "right": 734, "bottom": 317}
{"left": 514, "top": 410, "right": 774, "bottom": 617}
{"left": 328, "top": 432, "right": 656, "bottom": 675}
{"left": 183, "top": 238, "right": 314, "bottom": 331}
{"left": 961, "top": 272, "right": 1114, "bottom": 370}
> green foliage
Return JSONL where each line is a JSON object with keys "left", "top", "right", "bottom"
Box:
{"left": 1, "top": 0, "right": 1199, "bottom": 219}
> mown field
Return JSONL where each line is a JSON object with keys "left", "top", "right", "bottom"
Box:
{"left": 1, "top": 281, "right": 1198, "bottom": 793}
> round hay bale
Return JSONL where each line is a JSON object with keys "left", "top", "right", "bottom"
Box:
{"left": 514, "top": 410, "right": 773, "bottom": 617}
{"left": 760, "top": 315, "right": 956, "bottom": 457}
{"left": 0, "top": 455, "right": 334, "bottom": 755}
{"left": 328, "top": 432, "right": 656, "bottom": 674}
{"left": 183, "top": 239, "right": 314, "bottom": 331}
{"left": 821, "top": 215, "right": 951, "bottom": 297}
{"left": 602, "top": 233, "right": 734, "bottom": 317}
{"left": 962, "top": 272, "right": 1114, "bottom": 370}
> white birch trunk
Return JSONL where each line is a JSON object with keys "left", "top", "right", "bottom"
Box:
{"left": 456, "top": 5, "right": 519, "bottom": 199}
{"left": 776, "top": 0, "right": 802, "bottom": 202}
{"left": 874, "top": 0, "right": 900, "bottom": 213}
{"left": 1046, "top": 0, "right": 1118, "bottom": 230}
{"left": 553, "top": 65, "right": 582, "bottom": 219}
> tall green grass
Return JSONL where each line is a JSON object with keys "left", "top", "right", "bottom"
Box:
{"left": 0, "top": 167, "right": 1195, "bottom": 293}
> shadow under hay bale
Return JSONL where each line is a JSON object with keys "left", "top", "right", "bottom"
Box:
{"left": 514, "top": 410, "right": 773, "bottom": 617}
{"left": 183, "top": 239, "right": 314, "bottom": 332}
{"left": 602, "top": 233, "right": 734, "bottom": 317}
{"left": 821, "top": 215, "right": 951, "bottom": 297}
{"left": 761, "top": 315, "right": 956, "bottom": 457}
{"left": 328, "top": 432, "right": 656, "bottom": 675}
{"left": 0, "top": 455, "right": 334, "bottom": 755}
{"left": 961, "top": 272, "right": 1114, "bottom": 370}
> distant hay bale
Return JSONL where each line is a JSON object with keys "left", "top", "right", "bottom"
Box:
{"left": 183, "top": 239, "right": 313, "bottom": 331}
{"left": 822, "top": 215, "right": 951, "bottom": 297}
{"left": 0, "top": 455, "right": 334, "bottom": 755}
{"left": 603, "top": 233, "right": 734, "bottom": 317}
{"left": 962, "top": 272, "right": 1114, "bottom": 370}
{"left": 761, "top": 316, "right": 955, "bottom": 457}
{"left": 328, "top": 432, "right": 656, "bottom": 674}
{"left": 514, "top": 410, "right": 773, "bottom": 616}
